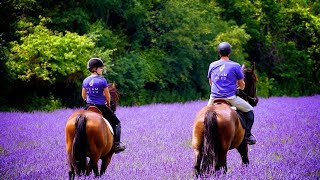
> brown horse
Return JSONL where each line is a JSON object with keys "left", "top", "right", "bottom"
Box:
{"left": 238, "top": 63, "right": 259, "bottom": 107}
{"left": 65, "top": 83, "right": 119, "bottom": 180}
{"left": 192, "top": 64, "right": 258, "bottom": 177}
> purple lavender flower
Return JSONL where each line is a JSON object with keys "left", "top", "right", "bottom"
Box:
{"left": 0, "top": 96, "right": 319, "bottom": 179}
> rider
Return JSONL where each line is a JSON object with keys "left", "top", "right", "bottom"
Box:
{"left": 82, "top": 58, "right": 126, "bottom": 153}
{"left": 207, "top": 42, "right": 257, "bottom": 145}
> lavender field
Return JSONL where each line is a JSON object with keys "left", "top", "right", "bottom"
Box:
{"left": 1, "top": 96, "right": 320, "bottom": 179}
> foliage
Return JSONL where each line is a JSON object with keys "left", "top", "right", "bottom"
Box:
{"left": 107, "top": 48, "right": 167, "bottom": 105}
{"left": 50, "top": 7, "right": 91, "bottom": 35}
{"left": 216, "top": 0, "right": 319, "bottom": 97}
{"left": 0, "top": 35, "right": 13, "bottom": 110}
{"left": 267, "top": 5, "right": 320, "bottom": 96}
{"left": 129, "top": 0, "right": 251, "bottom": 105}
{"left": 213, "top": 25, "right": 251, "bottom": 65}
{"left": 256, "top": 73, "right": 275, "bottom": 98}
{"left": 7, "top": 17, "right": 112, "bottom": 83}
{"left": 4, "top": 17, "right": 114, "bottom": 111}
{"left": 24, "top": 94, "right": 62, "bottom": 112}
{"left": 1, "top": 0, "right": 320, "bottom": 110}
{"left": 87, "top": 20, "right": 129, "bottom": 56}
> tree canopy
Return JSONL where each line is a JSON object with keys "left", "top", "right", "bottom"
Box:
{"left": 0, "top": 0, "right": 319, "bottom": 111}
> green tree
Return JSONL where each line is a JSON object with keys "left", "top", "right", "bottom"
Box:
{"left": 3, "top": 0, "right": 319, "bottom": 111}
{"left": 7, "top": 17, "right": 112, "bottom": 83}
{"left": 108, "top": 48, "right": 167, "bottom": 105}
{"left": 271, "top": 5, "right": 320, "bottom": 95}
{"left": 5, "top": 17, "right": 113, "bottom": 110}
{"left": 215, "top": 0, "right": 320, "bottom": 96}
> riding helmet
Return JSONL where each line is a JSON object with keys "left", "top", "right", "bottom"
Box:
{"left": 87, "top": 58, "right": 104, "bottom": 71}
{"left": 218, "top": 42, "right": 232, "bottom": 56}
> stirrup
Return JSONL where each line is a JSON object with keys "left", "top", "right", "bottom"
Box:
{"left": 245, "top": 135, "right": 257, "bottom": 145}
{"left": 114, "top": 143, "right": 126, "bottom": 154}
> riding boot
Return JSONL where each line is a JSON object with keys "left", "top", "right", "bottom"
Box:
{"left": 244, "top": 110, "right": 257, "bottom": 145}
{"left": 114, "top": 124, "right": 126, "bottom": 154}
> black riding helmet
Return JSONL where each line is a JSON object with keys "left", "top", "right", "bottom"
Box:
{"left": 218, "top": 42, "right": 232, "bottom": 56}
{"left": 87, "top": 58, "right": 104, "bottom": 72}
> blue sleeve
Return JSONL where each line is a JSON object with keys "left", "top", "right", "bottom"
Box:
{"left": 207, "top": 63, "right": 212, "bottom": 78}
{"left": 82, "top": 78, "right": 86, "bottom": 88}
{"left": 103, "top": 78, "right": 108, "bottom": 88}
{"left": 235, "top": 64, "right": 244, "bottom": 80}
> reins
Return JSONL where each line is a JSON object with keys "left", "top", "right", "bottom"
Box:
{"left": 241, "top": 67, "right": 257, "bottom": 102}
{"left": 239, "top": 90, "right": 257, "bottom": 101}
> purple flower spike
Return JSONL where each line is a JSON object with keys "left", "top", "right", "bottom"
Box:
{"left": 0, "top": 96, "right": 319, "bottom": 179}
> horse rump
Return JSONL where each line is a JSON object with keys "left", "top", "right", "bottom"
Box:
{"left": 200, "top": 110, "right": 219, "bottom": 176}
{"left": 72, "top": 114, "right": 88, "bottom": 176}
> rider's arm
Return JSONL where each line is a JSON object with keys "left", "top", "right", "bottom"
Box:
{"left": 208, "top": 78, "right": 212, "bottom": 87}
{"left": 81, "top": 88, "right": 87, "bottom": 101}
{"left": 237, "top": 79, "right": 245, "bottom": 90}
{"left": 104, "top": 87, "right": 111, "bottom": 107}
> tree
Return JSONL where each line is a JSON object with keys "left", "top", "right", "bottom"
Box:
{"left": 135, "top": 0, "right": 251, "bottom": 100}
{"left": 7, "top": 17, "right": 113, "bottom": 83}
{"left": 5, "top": 17, "right": 114, "bottom": 110}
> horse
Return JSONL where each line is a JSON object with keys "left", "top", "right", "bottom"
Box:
{"left": 192, "top": 64, "right": 258, "bottom": 177}
{"left": 238, "top": 63, "right": 259, "bottom": 106}
{"left": 65, "top": 83, "right": 119, "bottom": 180}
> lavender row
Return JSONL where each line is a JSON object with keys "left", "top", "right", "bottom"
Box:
{"left": 0, "top": 95, "right": 319, "bottom": 179}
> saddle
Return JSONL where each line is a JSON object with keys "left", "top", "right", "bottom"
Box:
{"left": 87, "top": 106, "right": 114, "bottom": 135}
{"left": 213, "top": 100, "right": 246, "bottom": 129}
{"left": 87, "top": 106, "right": 103, "bottom": 114}
{"left": 213, "top": 99, "right": 236, "bottom": 110}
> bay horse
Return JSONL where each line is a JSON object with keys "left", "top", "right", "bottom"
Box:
{"left": 192, "top": 64, "right": 258, "bottom": 177}
{"left": 65, "top": 83, "right": 120, "bottom": 180}
{"left": 238, "top": 63, "right": 259, "bottom": 107}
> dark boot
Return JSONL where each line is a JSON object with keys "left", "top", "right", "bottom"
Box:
{"left": 244, "top": 110, "right": 257, "bottom": 145}
{"left": 114, "top": 124, "right": 126, "bottom": 154}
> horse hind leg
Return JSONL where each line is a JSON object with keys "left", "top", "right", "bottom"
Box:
{"left": 87, "top": 157, "right": 100, "bottom": 177}
{"left": 215, "top": 151, "right": 228, "bottom": 173}
{"left": 237, "top": 142, "right": 249, "bottom": 165}
{"left": 67, "top": 138, "right": 76, "bottom": 180}
{"left": 68, "top": 163, "right": 75, "bottom": 180}
{"left": 100, "top": 153, "right": 113, "bottom": 176}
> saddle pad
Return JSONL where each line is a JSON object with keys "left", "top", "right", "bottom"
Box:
{"left": 102, "top": 117, "right": 114, "bottom": 135}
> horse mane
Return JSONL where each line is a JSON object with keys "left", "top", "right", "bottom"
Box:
{"left": 239, "top": 63, "right": 259, "bottom": 106}
{"left": 244, "top": 69, "right": 258, "bottom": 84}
{"left": 108, "top": 83, "right": 120, "bottom": 112}
{"left": 244, "top": 69, "right": 257, "bottom": 94}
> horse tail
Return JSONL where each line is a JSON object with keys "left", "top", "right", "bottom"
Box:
{"left": 201, "top": 110, "right": 219, "bottom": 175}
{"left": 72, "top": 115, "right": 87, "bottom": 175}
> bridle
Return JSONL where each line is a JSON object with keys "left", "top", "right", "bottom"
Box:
{"left": 238, "top": 68, "right": 258, "bottom": 105}
{"left": 239, "top": 90, "right": 257, "bottom": 102}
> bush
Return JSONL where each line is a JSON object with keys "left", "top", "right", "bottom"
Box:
{"left": 256, "top": 73, "right": 275, "bottom": 97}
